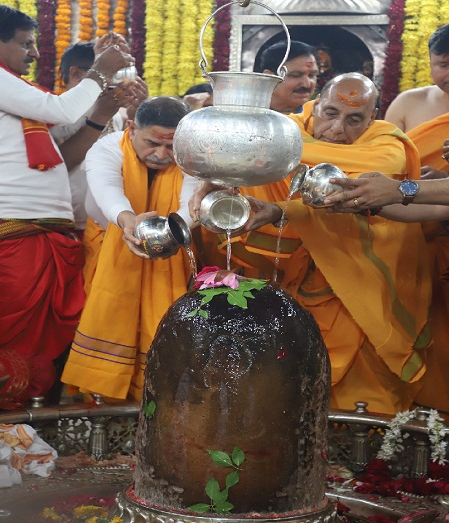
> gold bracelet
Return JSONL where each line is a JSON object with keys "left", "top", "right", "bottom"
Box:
{"left": 88, "top": 68, "right": 108, "bottom": 93}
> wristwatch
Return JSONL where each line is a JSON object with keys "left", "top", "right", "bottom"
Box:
{"left": 398, "top": 180, "right": 419, "bottom": 206}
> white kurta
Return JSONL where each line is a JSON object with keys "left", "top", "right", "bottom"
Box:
{"left": 0, "top": 69, "right": 101, "bottom": 220}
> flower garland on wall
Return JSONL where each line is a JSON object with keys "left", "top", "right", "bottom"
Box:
{"left": 194, "top": 0, "right": 215, "bottom": 86}
{"left": 130, "top": 0, "right": 146, "bottom": 77}
{"left": 77, "top": 0, "right": 93, "bottom": 42}
{"left": 36, "top": 0, "right": 56, "bottom": 89}
{"left": 143, "top": 0, "right": 164, "bottom": 95}
{"left": 160, "top": 0, "right": 181, "bottom": 94}
{"left": 177, "top": 0, "right": 200, "bottom": 96}
{"left": 380, "top": 0, "right": 405, "bottom": 117}
{"left": 212, "top": 0, "right": 231, "bottom": 72}
{"left": 399, "top": 0, "right": 440, "bottom": 92}
{"left": 54, "top": 0, "right": 72, "bottom": 92}
{"left": 96, "top": 0, "right": 112, "bottom": 39}
{"left": 113, "top": 0, "right": 128, "bottom": 38}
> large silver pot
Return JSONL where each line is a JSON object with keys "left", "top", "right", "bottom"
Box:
{"left": 173, "top": 1, "right": 303, "bottom": 188}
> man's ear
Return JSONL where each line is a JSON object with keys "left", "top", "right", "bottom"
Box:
{"left": 262, "top": 69, "right": 275, "bottom": 75}
{"left": 127, "top": 120, "right": 135, "bottom": 134}
{"left": 69, "top": 65, "right": 87, "bottom": 84}
{"left": 369, "top": 107, "right": 378, "bottom": 126}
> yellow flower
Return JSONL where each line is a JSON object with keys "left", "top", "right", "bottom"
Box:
{"left": 40, "top": 507, "right": 63, "bottom": 521}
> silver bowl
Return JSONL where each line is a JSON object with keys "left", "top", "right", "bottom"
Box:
{"left": 133, "top": 213, "right": 192, "bottom": 259}
{"left": 111, "top": 65, "right": 138, "bottom": 86}
{"left": 290, "top": 162, "right": 347, "bottom": 208}
{"left": 198, "top": 190, "right": 251, "bottom": 234}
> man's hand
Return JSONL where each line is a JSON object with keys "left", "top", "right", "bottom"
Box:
{"left": 117, "top": 210, "right": 158, "bottom": 258}
{"left": 420, "top": 165, "right": 449, "bottom": 180}
{"left": 188, "top": 180, "right": 229, "bottom": 222}
{"left": 323, "top": 172, "right": 402, "bottom": 211}
{"left": 241, "top": 197, "right": 283, "bottom": 232}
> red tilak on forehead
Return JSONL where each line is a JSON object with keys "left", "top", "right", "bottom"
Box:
{"left": 337, "top": 91, "right": 366, "bottom": 107}
{"left": 305, "top": 61, "right": 314, "bottom": 68}
{"left": 153, "top": 131, "right": 175, "bottom": 140}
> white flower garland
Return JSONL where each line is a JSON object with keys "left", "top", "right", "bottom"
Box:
{"left": 377, "top": 409, "right": 447, "bottom": 465}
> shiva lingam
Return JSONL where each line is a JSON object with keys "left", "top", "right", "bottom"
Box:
{"left": 113, "top": 271, "right": 335, "bottom": 523}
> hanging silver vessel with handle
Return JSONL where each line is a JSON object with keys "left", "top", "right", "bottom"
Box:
{"left": 173, "top": 0, "right": 303, "bottom": 188}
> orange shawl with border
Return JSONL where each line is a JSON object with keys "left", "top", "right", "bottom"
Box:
{"left": 62, "top": 130, "right": 190, "bottom": 400}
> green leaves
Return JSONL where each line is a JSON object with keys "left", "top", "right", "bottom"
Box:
{"left": 188, "top": 447, "right": 245, "bottom": 515}
{"left": 144, "top": 400, "right": 156, "bottom": 419}
{"left": 185, "top": 278, "right": 267, "bottom": 317}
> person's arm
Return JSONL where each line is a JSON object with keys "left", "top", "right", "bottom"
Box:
{"left": 323, "top": 172, "right": 449, "bottom": 209}
{"left": 379, "top": 203, "right": 449, "bottom": 222}
{"left": 85, "top": 132, "right": 133, "bottom": 225}
{"left": 177, "top": 173, "right": 202, "bottom": 228}
{"left": 384, "top": 93, "right": 408, "bottom": 131}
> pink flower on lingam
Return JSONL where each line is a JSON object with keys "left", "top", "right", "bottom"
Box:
{"left": 194, "top": 266, "right": 245, "bottom": 290}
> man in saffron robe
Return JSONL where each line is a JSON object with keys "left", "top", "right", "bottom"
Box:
{"left": 191, "top": 73, "right": 432, "bottom": 415}
{"left": 0, "top": 5, "right": 132, "bottom": 408}
{"left": 61, "top": 97, "right": 200, "bottom": 401}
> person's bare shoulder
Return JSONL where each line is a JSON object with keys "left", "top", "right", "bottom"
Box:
{"left": 385, "top": 86, "right": 436, "bottom": 131}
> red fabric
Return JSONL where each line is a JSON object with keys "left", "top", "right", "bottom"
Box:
{"left": 0, "top": 61, "right": 63, "bottom": 171}
{"left": 0, "top": 232, "right": 85, "bottom": 405}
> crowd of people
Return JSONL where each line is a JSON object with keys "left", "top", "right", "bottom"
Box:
{"left": 0, "top": 3, "right": 448, "bottom": 416}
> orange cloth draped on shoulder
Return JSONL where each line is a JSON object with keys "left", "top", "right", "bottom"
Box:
{"left": 407, "top": 114, "right": 449, "bottom": 413}
{"left": 0, "top": 61, "right": 63, "bottom": 171}
{"left": 61, "top": 130, "right": 191, "bottom": 401}
{"left": 233, "top": 102, "right": 432, "bottom": 414}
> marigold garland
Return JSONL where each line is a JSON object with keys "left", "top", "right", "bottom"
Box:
{"left": 380, "top": 0, "right": 405, "bottom": 116}
{"left": 96, "top": 0, "right": 112, "bottom": 39}
{"left": 160, "top": 0, "right": 181, "bottom": 94}
{"left": 36, "top": 0, "right": 56, "bottom": 89}
{"left": 77, "top": 0, "right": 93, "bottom": 42}
{"left": 177, "top": 0, "right": 200, "bottom": 95}
{"left": 195, "top": 0, "right": 215, "bottom": 85}
{"left": 144, "top": 0, "right": 164, "bottom": 95}
{"left": 54, "top": 0, "right": 72, "bottom": 92}
{"left": 113, "top": 0, "right": 129, "bottom": 38}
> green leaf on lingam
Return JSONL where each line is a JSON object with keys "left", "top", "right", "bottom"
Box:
{"left": 188, "top": 503, "right": 211, "bottom": 513}
{"left": 144, "top": 400, "right": 156, "bottom": 418}
{"left": 207, "top": 450, "right": 233, "bottom": 467}
{"left": 232, "top": 446, "right": 245, "bottom": 466}
{"left": 226, "top": 291, "right": 248, "bottom": 308}
{"left": 215, "top": 501, "right": 234, "bottom": 514}
{"left": 225, "top": 470, "right": 239, "bottom": 489}
{"left": 205, "top": 477, "right": 221, "bottom": 499}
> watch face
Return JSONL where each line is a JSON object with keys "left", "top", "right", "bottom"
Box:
{"left": 399, "top": 180, "right": 419, "bottom": 196}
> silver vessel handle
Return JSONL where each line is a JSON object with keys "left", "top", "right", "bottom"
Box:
{"left": 199, "top": 0, "right": 291, "bottom": 79}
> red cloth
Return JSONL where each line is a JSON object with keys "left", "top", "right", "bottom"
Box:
{"left": 0, "top": 61, "right": 63, "bottom": 171}
{"left": 0, "top": 232, "right": 85, "bottom": 406}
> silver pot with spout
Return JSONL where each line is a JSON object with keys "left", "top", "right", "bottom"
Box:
{"left": 133, "top": 213, "right": 192, "bottom": 259}
{"left": 290, "top": 163, "right": 348, "bottom": 208}
{"left": 173, "top": 1, "right": 303, "bottom": 188}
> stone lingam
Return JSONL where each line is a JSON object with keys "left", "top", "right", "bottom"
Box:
{"left": 113, "top": 268, "right": 335, "bottom": 523}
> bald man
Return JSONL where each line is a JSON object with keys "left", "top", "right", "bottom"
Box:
{"left": 191, "top": 73, "right": 431, "bottom": 415}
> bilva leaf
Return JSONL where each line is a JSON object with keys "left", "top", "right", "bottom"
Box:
{"left": 185, "top": 309, "right": 198, "bottom": 317}
{"left": 232, "top": 446, "right": 245, "bottom": 466}
{"left": 207, "top": 450, "right": 233, "bottom": 467}
{"left": 211, "top": 488, "right": 228, "bottom": 505}
{"left": 188, "top": 503, "right": 211, "bottom": 513}
{"left": 225, "top": 470, "right": 239, "bottom": 489}
{"left": 227, "top": 291, "right": 248, "bottom": 308}
{"left": 199, "top": 309, "right": 209, "bottom": 319}
{"left": 215, "top": 501, "right": 234, "bottom": 514}
{"left": 144, "top": 400, "right": 156, "bottom": 418}
{"left": 205, "top": 477, "right": 221, "bottom": 499}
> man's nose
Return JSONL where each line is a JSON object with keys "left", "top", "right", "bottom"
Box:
{"left": 29, "top": 44, "right": 40, "bottom": 59}
{"left": 153, "top": 145, "right": 170, "bottom": 159}
{"left": 330, "top": 118, "right": 344, "bottom": 134}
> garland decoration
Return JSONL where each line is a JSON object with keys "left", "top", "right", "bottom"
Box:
{"left": 377, "top": 408, "right": 447, "bottom": 465}
{"left": 129, "top": 0, "right": 146, "bottom": 77}
{"left": 212, "top": 0, "right": 232, "bottom": 72}
{"left": 380, "top": 0, "right": 405, "bottom": 117}
{"left": 160, "top": 0, "right": 181, "bottom": 95}
{"left": 399, "top": 0, "right": 440, "bottom": 92}
{"left": 144, "top": 0, "right": 164, "bottom": 95}
{"left": 41, "top": 494, "right": 123, "bottom": 522}
{"left": 113, "top": 0, "right": 129, "bottom": 38}
{"left": 53, "top": 0, "right": 71, "bottom": 92}
{"left": 177, "top": 0, "right": 200, "bottom": 95}
{"left": 95, "top": 0, "right": 112, "bottom": 39}
{"left": 36, "top": 0, "right": 56, "bottom": 89}
{"left": 77, "top": 0, "right": 93, "bottom": 42}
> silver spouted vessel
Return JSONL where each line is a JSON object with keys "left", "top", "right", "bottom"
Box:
{"left": 173, "top": 1, "right": 303, "bottom": 188}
